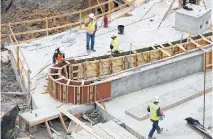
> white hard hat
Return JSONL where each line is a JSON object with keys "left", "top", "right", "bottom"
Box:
{"left": 59, "top": 47, "right": 65, "bottom": 53}
{"left": 153, "top": 96, "right": 160, "bottom": 103}
{"left": 111, "top": 32, "right": 117, "bottom": 37}
{"left": 89, "top": 13, "right": 95, "bottom": 19}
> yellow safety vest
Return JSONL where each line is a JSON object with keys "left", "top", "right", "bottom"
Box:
{"left": 86, "top": 20, "right": 96, "bottom": 33}
{"left": 149, "top": 103, "right": 160, "bottom": 121}
{"left": 112, "top": 37, "right": 120, "bottom": 51}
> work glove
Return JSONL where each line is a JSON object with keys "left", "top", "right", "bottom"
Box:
{"left": 110, "top": 44, "right": 113, "bottom": 50}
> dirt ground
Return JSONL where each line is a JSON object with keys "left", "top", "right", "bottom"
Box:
{"left": 1, "top": 62, "right": 22, "bottom": 92}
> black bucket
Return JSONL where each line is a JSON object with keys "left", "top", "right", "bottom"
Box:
{"left": 118, "top": 25, "right": 125, "bottom": 34}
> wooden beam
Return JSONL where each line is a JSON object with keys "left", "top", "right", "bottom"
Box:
{"left": 167, "top": 41, "right": 173, "bottom": 46}
{"left": 13, "top": 21, "right": 81, "bottom": 36}
{"left": 55, "top": 77, "right": 65, "bottom": 81}
{"left": 190, "top": 38, "right": 205, "bottom": 50}
{"left": 199, "top": 34, "right": 213, "bottom": 44}
{"left": 176, "top": 44, "right": 187, "bottom": 52}
{"left": 59, "top": 113, "right": 68, "bottom": 132}
{"left": 57, "top": 108, "right": 101, "bottom": 139}
{"left": 48, "top": 73, "right": 60, "bottom": 76}
{"left": 151, "top": 45, "right": 156, "bottom": 50}
{"left": 159, "top": 44, "right": 165, "bottom": 48}
{"left": 158, "top": 47, "right": 171, "bottom": 57}
{"left": 45, "top": 120, "right": 53, "bottom": 138}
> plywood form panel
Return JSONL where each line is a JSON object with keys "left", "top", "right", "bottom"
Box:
{"left": 95, "top": 82, "right": 111, "bottom": 101}
{"left": 68, "top": 86, "right": 75, "bottom": 104}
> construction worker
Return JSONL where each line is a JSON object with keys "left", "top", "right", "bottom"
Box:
{"left": 110, "top": 32, "right": 120, "bottom": 54}
{"left": 84, "top": 13, "right": 97, "bottom": 53}
{"left": 53, "top": 47, "right": 65, "bottom": 64}
{"left": 147, "top": 96, "right": 164, "bottom": 139}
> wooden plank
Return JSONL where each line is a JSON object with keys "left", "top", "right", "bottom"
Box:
{"left": 59, "top": 113, "right": 68, "bottom": 132}
{"left": 55, "top": 77, "right": 65, "bottom": 81}
{"left": 57, "top": 108, "right": 101, "bottom": 139}
{"left": 48, "top": 73, "right": 60, "bottom": 76}
{"left": 92, "top": 125, "right": 115, "bottom": 139}
{"left": 176, "top": 44, "right": 187, "bottom": 52}
{"left": 151, "top": 45, "right": 156, "bottom": 50}
{"left": 13, "top": 21, "right": 81, "bottom": 36}
{"left": 45, "top": 120, "right": 53, "bottom": 138}
{"left": 158, "top": 47, "right": 171, "bottom": 57}
{"left": 49, "top": 66, "right": 63, "bottom": 70}
{"left": 159, "top": 44, "right": 165, "bottom": 48}
{"left": 199, "top": 34, "right": 213, "bottom": 44}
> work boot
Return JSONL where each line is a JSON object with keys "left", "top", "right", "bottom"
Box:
{"left": 148, "top": 136, "right": 156, "bottom": 139}
{"left": 157, "top": 128, "right": 163, "bottom": 133}
{"left": 91, "top": 49, "right": 96, "bottom": 52}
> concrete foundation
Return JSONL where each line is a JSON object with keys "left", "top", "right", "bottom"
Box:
{"left": 175, "top": 4, "right": 211, "bottom": 35}
{"left": 111, "top": 45, "right": 211, "bottom": 98}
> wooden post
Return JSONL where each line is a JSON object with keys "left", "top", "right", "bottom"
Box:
{"left": 16, "top": 46, "right": 20, "bottom": 71}
{"left": 46, "top": 17, "right": 49, "bottom": 36}
{"left": 27, "top": 69, "right": 31, "bottom": 102}
{"left": 108, "top": 0, "right": 111, "bottom": 21}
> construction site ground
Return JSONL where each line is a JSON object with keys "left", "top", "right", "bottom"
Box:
{"left": 2, "top": 0, "right": 212, "bottom": 138}
{"left": 104, "top": 71, "right": 212, "bottom": 139}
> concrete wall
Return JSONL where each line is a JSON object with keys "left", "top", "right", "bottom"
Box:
{"left": 111, "top": 50, "right": 205, "bottom": 98}
{"left": 10, "top": 54, "right": 27, "bottom": 93}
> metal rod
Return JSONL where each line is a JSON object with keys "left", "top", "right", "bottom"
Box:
{"left": 203, "top": 52, "right": 206, "bottom": 128}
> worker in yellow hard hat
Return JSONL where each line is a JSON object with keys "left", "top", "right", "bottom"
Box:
{"left": 84, "top": 13, "right": 97, "bottom": 53}
{"left": 147, "top": 96, "right": 164, "bottom": 139}
{"left": 110, "top": 32, "right": 120, "bottom": 54}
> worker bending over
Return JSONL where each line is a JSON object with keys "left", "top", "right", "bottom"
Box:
{"left": 84, "top": 13, "right": 97, "bottom": 53}
{"left": 110, "top": 32, "right": 120, "bottom": 54}
{"left": 147, "top": 96, "right": 164, "bottom": 139}
{"left": 53, "top": 47, "right": 65, "bottom": 64}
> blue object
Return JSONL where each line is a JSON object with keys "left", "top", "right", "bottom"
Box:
{"left": 160, "top": 115, "right": 165, "bottom": 121}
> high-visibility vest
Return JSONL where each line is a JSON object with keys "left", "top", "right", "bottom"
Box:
{"left": 149, "top": 103, "right": 160, "bottom": 121}
{"left": 86, "top": 20, "right": 96, "bottom": 33}
{"left": 56, "top": 54, "right": 64, "bottom": 61}
{"left": 112, "top": 37, "right": 120, "bottom": 51}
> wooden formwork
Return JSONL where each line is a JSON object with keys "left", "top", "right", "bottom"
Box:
{"left": 48, "top": 32, "right": 212, "bottom": 104}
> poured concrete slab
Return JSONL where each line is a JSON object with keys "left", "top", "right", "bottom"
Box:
{"left": 125, "top": 74, "right": 212, "bottom": 120}
{"left": 104, "top": 71, "right": 212, "bottom": 139}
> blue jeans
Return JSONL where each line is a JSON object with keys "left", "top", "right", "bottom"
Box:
{"left": 86, "top": 32, "right": 95, "bottom": 50}
{"left": 148, "top": 120, "right": 161, "bottom": 137}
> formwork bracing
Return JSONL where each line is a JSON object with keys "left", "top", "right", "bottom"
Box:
{"left": 48, "top": 31, "right": 212, "bottom": 104}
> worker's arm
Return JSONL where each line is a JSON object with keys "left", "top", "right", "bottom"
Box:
{"left": 84, "top": 19, "right": 91, "bottom": 27}
{"left": 147, "top": 106, "right": 150, "bottom": 112}
{"left": 53, "top": 52, "right": 58, "bottom": 64}
{"left": 94, "top": 22, "right": 97, "bottom": 32}
{"left": 63, "top": 53, "right": 65, "bottom": 59}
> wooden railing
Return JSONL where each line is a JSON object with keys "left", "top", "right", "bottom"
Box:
{"left": 8, "top": 24, "right": 31, "bottom": 97}
{"left": 2, "top": 0, "right": 135, "bottom": 44}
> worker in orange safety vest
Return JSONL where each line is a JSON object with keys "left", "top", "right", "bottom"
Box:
{"left": 53, "top": 47, "right": 65, "bottom": 64}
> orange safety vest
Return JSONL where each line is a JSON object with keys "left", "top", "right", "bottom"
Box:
{"left": 56, "top": 54, "right": 64, "bottom": 61}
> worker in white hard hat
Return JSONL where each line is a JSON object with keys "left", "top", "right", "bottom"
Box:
{"left": 147, "top": 96, "right": 164, "bottom": 139}
{"left": 110, "top": 32, "right": 120, "bottom": 54}
{"left": 84, "top": 13, "right": 97, "bottom": 53}
{"left": 53, "top": 47, "right": 65, "bottom": 64}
